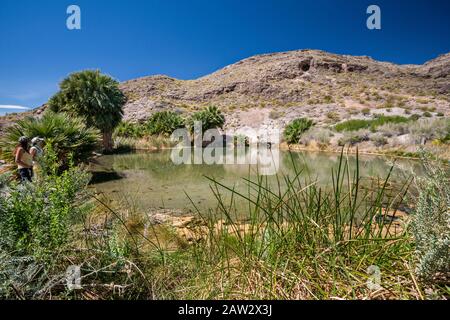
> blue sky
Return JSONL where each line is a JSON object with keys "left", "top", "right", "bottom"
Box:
{"left": 0, "top": 0, "right": 449, "bottom": 111}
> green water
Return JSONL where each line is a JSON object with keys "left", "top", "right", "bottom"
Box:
{"left": 89, "top": 149, "right": 421, "bottom": 213}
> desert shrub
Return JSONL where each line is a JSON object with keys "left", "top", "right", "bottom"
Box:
{"left": 437, "top": 112, "right": 444, "bottom": 117}
{"left": 411, "top": 155, "right": 450, "bottom": 281}
{"left": 300, "top": 128, "right": 332, "bottom": 147}
{"left": 409, "top": 118, "right": 450, "bottom": 144}
{"left": 326, "top": 111, "right": 340, "bottom": 122}
{"left": 0, "top": 111, "right": 100, "bottom": 167}
{"left": 370, "top": 133, "right": 388, "bottom": 147}
{"left": 423, "top": 111, "right": 432, "bottom": 118}
{"left": 338, "top": 129, "right": 370, "bottom": 146}
{"left": 186, "top": 106, "right": 225, "bottom": 133}
{"left": 323, "top": 95, "right": 334, "bottom": 103}
{"left": 145, "top": 111, "right": 185, "bottom": 137}
{"left": 377, "top": 123, "right": 409, "bottom": 137}
{"left": 283, "top": 118, "right": 314, "bottom": 144}
{"left": 361, "top": 108, "right": 371, "bottom": 116}
{"left": 269, "top": 110, "right": 283, "bottom": 120}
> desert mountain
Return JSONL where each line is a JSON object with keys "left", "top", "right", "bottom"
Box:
{"left": 1, "top": 49, "right": 449, "bottom": 134}
{"left": 119, "top": 49, "right": 449, "bottom": 131}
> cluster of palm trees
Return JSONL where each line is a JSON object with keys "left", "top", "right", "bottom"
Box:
{"left": 0, "top": 70, "right": 126, "bottom": 166}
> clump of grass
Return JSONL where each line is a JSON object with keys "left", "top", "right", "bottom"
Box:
{"left": 335, "top": 115, "right": 412, "bottom": 132}
{"left": 171, "top": 151, "right": 420, "bottom": 299}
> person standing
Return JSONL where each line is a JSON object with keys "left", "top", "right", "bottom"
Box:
{"left": 15, "top": 136, "right": 33, "bottom": 182}
{"left": 30, "top": 137, "right": 45, "bottom": 179}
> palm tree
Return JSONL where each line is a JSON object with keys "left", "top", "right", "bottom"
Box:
{"left": 187, "top": 106, "right": 225, "bottom": 133}
{"left": 48, "top": 70, "right": 126, "bottom": 151}
{"left": 0, "top": 111, "right": 100, "bottom": 167}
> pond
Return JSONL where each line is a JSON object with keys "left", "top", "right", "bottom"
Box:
{"left": 89, "top": 149, "right": 422, "bottom": 214}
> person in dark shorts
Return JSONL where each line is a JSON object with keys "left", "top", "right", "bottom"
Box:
{"left": 14, "top": 136, "right": 33, "bottom": 182}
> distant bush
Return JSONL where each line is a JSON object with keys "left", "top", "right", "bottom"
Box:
{"left": 423, "top": 111, "right": 432, "bottom": 118}
{"left": 338, "top": 130, "right": 370, "bottom": 146}
{"left": 146, "top": 111, "right": 185, "bottom": 137}
{"left": 300, "top": 128, "right": 333, "bottom": 148}
{"left": 323, "top": 95, "right": 334, "bottom": 103}
{"left": 370, "top": 133, "right": 388, "bottom": 147}
{"left": 437, "top": 112, "right": 444, "bottom": 117}
{"left": 409, "top": 118, "right": 450, "bottom": 144}
{"left": 326, "top": 111, "right": 340, "bottom": 122}
{"left": 377, "top": 123, "right": 409, "bottom": 137}
{"left": 269, "top": 110, "right": 283, "bottom": 120}
{"left": 335, "top": 115, "right": 411, "bottom": 132}
{"left": 283, "top": 118, "right": 314, "bottom": 144}
{"left": 361, "top": 108, "right": 371, "bottom": 116}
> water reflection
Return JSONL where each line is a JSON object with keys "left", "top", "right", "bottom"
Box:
{"left": 90, "top": 149, "right": 423, "bottom": 213}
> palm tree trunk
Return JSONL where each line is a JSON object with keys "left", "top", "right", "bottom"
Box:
{"left": 102, "top": 130, "right": 113, "bottom": 152}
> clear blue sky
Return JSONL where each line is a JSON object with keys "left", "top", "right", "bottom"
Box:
{"left": 0, "top": 0, "right": 449, "bottom": 111}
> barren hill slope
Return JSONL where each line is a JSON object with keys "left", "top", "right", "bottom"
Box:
{"left": 120, "top": 49, "right": 450, "bottom": 131}
{"left": 1, "top": 50, "right": 449, "bottom": 135}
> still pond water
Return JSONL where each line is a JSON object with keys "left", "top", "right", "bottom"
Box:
{"left": 90, "top": 149, "right": 421, "bottom": 213}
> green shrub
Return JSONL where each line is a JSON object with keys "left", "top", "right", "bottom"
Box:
{"left": 114, "top": 121, "right": 145, "bottom": 139}
{"left": 145, "top": 111, "right": 185, "bottom": 137}
{"left": 0, "top": 149, "right": 91, "bottom": 259}
{"left": 283, "top": 118, "right": 314, "bottom": 144}
{"left": 335, "top": 115, "right": 411, "bottom": 132}
{"left": 361, "top": 108, "right": 371, "bottom": 116}
{"left": 423, "top": 111, "right": 432, "bottom": 118}
{"left": 0, "top": 111, "right": 100, "bottom": 167}
{"left": 186, "top": 106, "right": 225, "bottom": 133}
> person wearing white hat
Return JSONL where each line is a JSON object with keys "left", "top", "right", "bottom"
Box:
{"left": 30, "top": 137, "right": 45, "bottom": 178}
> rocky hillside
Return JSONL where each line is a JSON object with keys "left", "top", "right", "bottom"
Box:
{"left": 120, "top": 49, "right": 449, "bottom": 132}
{"left": 1, "top": 49, "right": 449, "bottom": 135}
